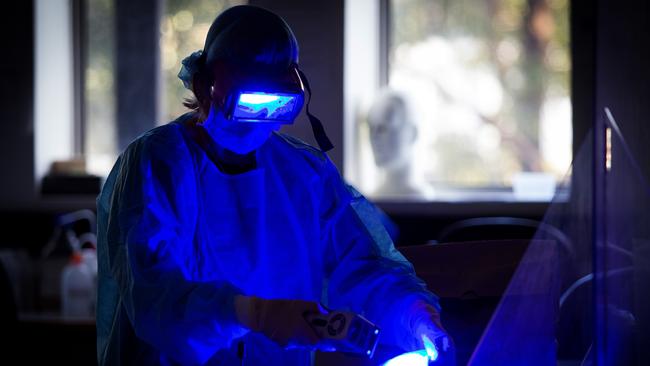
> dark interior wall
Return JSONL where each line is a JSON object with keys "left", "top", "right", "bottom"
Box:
{"left": 572, "top": 0, "right": 650, "bottom": 178}
{"left": 595, "top": 0, "right": 650, "bottom": 177}
{"left": 0, "top": 1, "right": 35, "bottom": 208}
{"left": 249, "top": 0, "right": 345, "bottom": 170}
{"left": 594, "top": 3, "right": 650, "bottom": 361}
{"left": 570, "top": 0, "right": 596, "bottom": 154}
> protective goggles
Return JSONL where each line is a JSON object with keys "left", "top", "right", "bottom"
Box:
{"left": 222, "top": 67, "right": 305, "bottom": 124}
{"left": 226, "top": 91, "right": 304, "bottom": 124}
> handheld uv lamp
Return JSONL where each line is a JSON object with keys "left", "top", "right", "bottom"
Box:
{"left": 305, "top": 311, "right": 381, "bottom": 358}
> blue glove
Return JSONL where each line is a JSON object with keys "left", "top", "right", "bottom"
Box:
{"left": 408, "top": 300, "right": 454, "bottom": 354}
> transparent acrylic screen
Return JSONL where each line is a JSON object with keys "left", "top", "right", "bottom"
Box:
{"left": 466, "top": 109, "right": 650, "bottom": 365}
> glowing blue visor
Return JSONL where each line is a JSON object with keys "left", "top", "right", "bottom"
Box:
{"left": 229, "top": 91, "right": 304, "bottom": 124}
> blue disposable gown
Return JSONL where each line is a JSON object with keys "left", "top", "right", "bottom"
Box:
{"left": 96, "top": 114, "right": 439, "bottom": 366}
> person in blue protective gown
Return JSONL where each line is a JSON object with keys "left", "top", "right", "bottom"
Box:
{"left": 96, "top": 5, "right": 449, "bottom": 366}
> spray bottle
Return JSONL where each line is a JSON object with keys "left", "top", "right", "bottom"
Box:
{"left": 60, "top": 230, "right": 94, "bottom": 318}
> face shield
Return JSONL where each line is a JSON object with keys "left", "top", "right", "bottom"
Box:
{"left": 221, "top": 66, "right": 305, "bottom": 125}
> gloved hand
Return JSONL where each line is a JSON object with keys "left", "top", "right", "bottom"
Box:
{"left": 407, "top": 299, "right": 454, "bottom": 354}
{"left": 234, "top": 295, "right": 326, "bottom": 349}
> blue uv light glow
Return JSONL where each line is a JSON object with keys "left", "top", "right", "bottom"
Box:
{"left": 240, "top": 94, "right": 281, "bottom": 104}
{"left": 382, "top": 350, "right": 431, "bottom": 366}
{"left": 383, "top": 336, "right": 438, "bottom": 366}
{"left": 422, "top": 334, "right": 439, "bottom": 361}
{"left": 233, "top": 92, "right": 299, "bottom": 122}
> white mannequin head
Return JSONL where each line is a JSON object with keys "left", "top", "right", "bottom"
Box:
{"left": 367, "top": 90, "right": 417, "bottom": 171}
{"left": 366, "top": 89, "right": 433, "bottom": 199}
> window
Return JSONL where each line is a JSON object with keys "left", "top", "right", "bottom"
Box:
{"left": 345, "top": 0, "right": 571, "bottom": 202}
{"left": 82, "top": 0, "right": 244, "bottom": 177}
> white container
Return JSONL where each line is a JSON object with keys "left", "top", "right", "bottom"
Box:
{"left": 61, "top": 252, "right": 95, "bottom": 318}
{"left": 81, "top": 248, "right": 98, "bottom": 278}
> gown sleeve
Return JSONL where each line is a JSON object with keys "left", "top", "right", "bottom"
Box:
{"left": 103, "top": 132, "right": 246, "bottom": 365}
{"left": 319, "top": 158, "right": 440, "bottom": 350}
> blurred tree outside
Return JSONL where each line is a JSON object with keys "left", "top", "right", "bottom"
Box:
{"left": 388, "top": 0, "right": 571, "bottom": 188}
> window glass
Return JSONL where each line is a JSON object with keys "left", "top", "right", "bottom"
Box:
{"left": 160, "top": 0, "right": 245, "bottom": 123}
{"left": 84, "top": 0, "right": 116, "bottom": 176}
{"left": 358, "top": 0, "right": 571, "bottom": 201}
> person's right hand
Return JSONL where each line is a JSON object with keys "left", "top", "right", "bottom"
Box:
{"left": 404, "top": 299, "right": 454, "bottom": 354}
{"left": 234, "top": 295, "right": 326, "bottom": 349}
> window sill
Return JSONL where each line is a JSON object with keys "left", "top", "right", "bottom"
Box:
{"left": 373, "top": 188, "right": 569, "bottom": 217}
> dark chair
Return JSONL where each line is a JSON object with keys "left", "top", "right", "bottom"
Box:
{"left": 557, "top": 267, "right": 642, "bottom": 364}
{"left": 437, "top": 216, "right": 574, "bottom": 259}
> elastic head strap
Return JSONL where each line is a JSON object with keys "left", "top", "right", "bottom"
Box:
{"left": 296, "top": 68, "right": 334, "bottom": 152}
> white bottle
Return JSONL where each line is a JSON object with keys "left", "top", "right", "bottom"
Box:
{"left": 61, "top": 251, "right": 94, "bottom": 318}
{"left": 81, "top": 247, "right": 98, "bottom": 315}
{"left": 81, "top": 246, "right": 97, "bottom": 275}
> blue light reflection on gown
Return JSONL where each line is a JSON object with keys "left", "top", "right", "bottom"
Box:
{"left": 96, "top": 113, "right": 439, "bottom": 366}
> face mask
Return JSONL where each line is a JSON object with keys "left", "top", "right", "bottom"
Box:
{"left": 200, "top": 104, "right": 281, "bottom": 155}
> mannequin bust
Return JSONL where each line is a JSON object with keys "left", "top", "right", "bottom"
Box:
{"left": 367, "top": 89, "right": 434, "bottom": 199}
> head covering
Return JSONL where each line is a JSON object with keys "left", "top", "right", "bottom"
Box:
{"left": 177, "top": 5, "right": 333, "bottom": 152}
{"left": 178, "top": 5, "right": 298, "bottom": 90}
